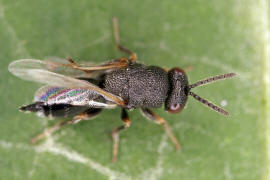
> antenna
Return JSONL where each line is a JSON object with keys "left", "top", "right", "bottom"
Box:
{"left": 188, "top": 91, "right": 229, "bottom": 115}
{"left": 188, "top": 73, "right": 236, "bottom": 116}
{"left": 189, "top": 73, "right": 236, "bottom": 89}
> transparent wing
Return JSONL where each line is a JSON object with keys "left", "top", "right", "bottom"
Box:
{"left": 44, "top": 57, "right": 96, "bottom": 67}
{"left": 34, "top": 85, "right": 117, "bottom": 108}
{"left": 8, "top": 58, "right": 87, "bottom": 77}
{"left": 44, "top": 57, "right": 101, "bottom": 78}
{"left": 8, "top": 59, "right": 125, "bottom": 105}
{"left": 8, "top": 58, "right": 127, "bottom": 78}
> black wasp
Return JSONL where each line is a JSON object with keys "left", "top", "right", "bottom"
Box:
{"left": 8, "top": 17, "right": 235, "bottom": 162}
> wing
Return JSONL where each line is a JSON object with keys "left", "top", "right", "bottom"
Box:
{"left": 8, "top": 59, "right": 125, "bottom": 106}
{"left": 7, "top": 58, "right": 96, "bottom": 77}
{"left": 43, "top": 57, "right": 101, "bottom": 78}
{"left": 8, "top": 58, "right": 128, "bottom": 77}
{"left": 34, "top": 85, "right": 117, "bottom": 108}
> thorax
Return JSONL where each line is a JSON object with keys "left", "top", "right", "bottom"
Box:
{"left": 104, "top": 63, "right": 169, "bottom": 108}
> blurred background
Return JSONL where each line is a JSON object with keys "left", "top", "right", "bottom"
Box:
{"left": 0, "top": 0, "right": 268, "bottom": 179}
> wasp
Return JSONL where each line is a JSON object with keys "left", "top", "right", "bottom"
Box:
{"left": 8, "top": 17, "right": 236, "bottom": 162}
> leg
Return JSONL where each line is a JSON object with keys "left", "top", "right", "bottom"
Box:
{"left": 31, "top": 109, "right": 102, "bottom": 144}
{"left": 141, "top": 108, "right": 181, "bottom": 150}
{"left": 112, "top": 17, "right": 137, "bottom": 61}
{"left": 111, "top": 108, "right": 131, "bottom": 162}
{"left": 72, "top": 108, "right": 102, "bottom": 123}
{"left": 62, "top": 57, "right": 129, "bottom": 72}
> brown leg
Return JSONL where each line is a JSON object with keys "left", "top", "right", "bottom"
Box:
{"left": 62, "top": 57, "right": 129, "bottom": 72}
{"left": 163, "top": 67, "right": 169, "bottom": 72}
{"left": 111, "top": 108, "right": 131, "bottom": 162}
{"left": 31, "top": 109, "right": 102, "bottom": 144}
{"left": 141, "top": 108, "right": 181, "bottom": 150}
{"left": 72, "top": 108, "right": 102, "bottom": 123}
{"left": 112, "top": 17, "right": 137, "bottom": 61}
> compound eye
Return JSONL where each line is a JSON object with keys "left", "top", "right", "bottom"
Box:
{"left": 168, "top": 103, "right": 183, "bottom": 113}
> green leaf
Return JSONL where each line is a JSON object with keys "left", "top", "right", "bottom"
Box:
{"left": 0, "top": 0, "right": 267, "bottom": 179}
